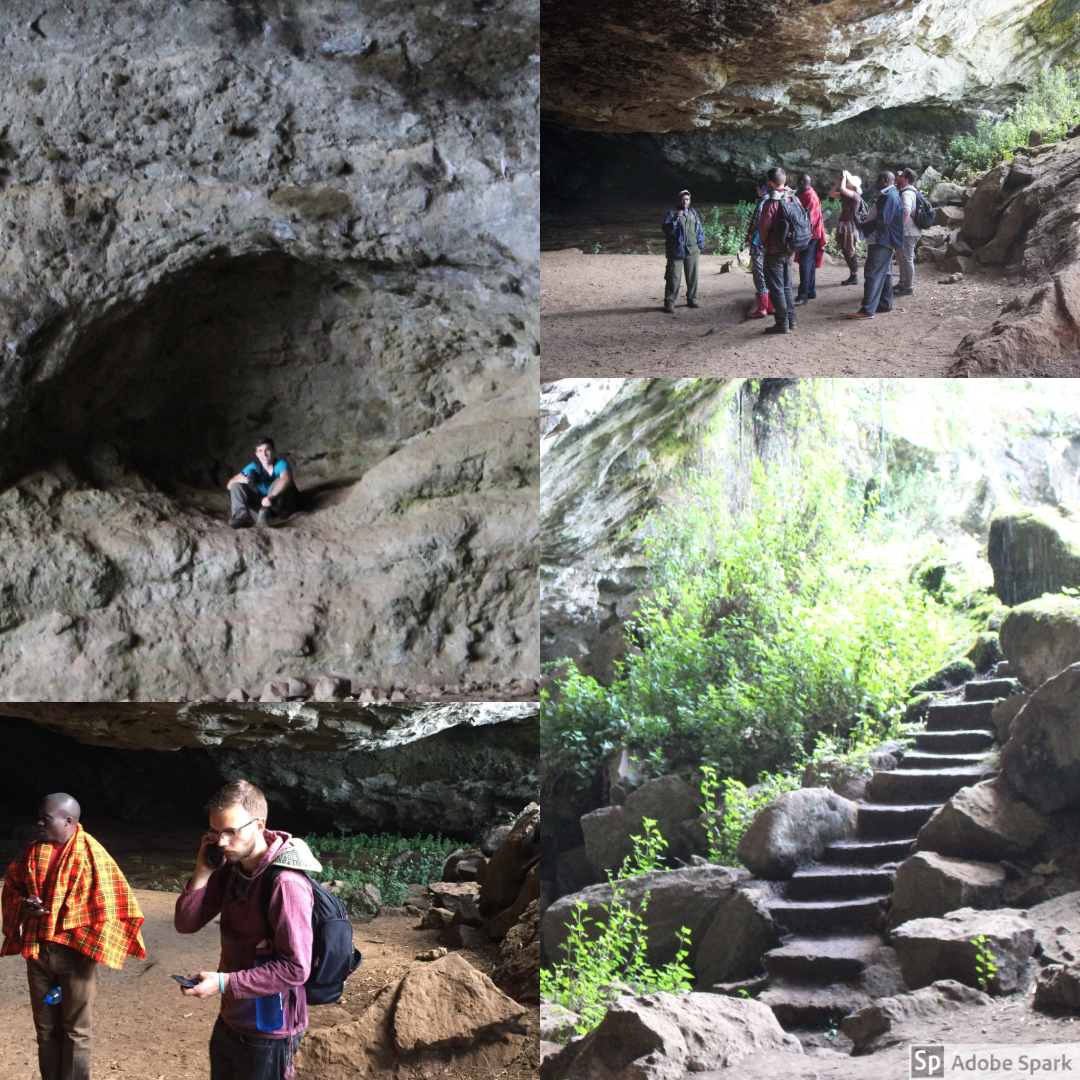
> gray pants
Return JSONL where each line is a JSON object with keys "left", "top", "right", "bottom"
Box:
{"left": 898, "top": 233, "right": 919, "bottom": 290}
{"left": 750, "top": 246, "right": 767, "bottom": 297}
{"left": 230, "top": 481, "right": 296, "bottom": 523}
{"left": 27, "top": 944, "right": 101, "bottom": 1080}
{"left": 664, "top": 253, "right": 700, "bottom": 306}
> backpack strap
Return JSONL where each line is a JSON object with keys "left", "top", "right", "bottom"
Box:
{"left": 259, "top": 864, "right": 286, "bottom": 944}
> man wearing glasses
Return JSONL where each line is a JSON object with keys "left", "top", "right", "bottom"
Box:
{"left": 174, "top": 780, "right": 321, "bottom": 1080}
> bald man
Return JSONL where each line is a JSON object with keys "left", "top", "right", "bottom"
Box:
{"left": 2, "top": 794, "right": 145, "bottom": 1080}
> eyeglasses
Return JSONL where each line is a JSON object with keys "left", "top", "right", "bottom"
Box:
{"left": 206, "top": 820, "right": 257, "bottom": 841}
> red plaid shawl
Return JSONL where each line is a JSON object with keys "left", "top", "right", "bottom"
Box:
{"left": 795, "top": 187, "right": 827, "bottom": 268}
{"left": 1, "top": 825, "right": 146, "bottom": 970}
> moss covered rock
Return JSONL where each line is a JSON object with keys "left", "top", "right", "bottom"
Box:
{"left": 966, "top": 632, "right": 1004, "bottom": 673}
{"left": 911, "top": 658, "right": 976, "bottom": 695}
{"left": 987, "top": 507, "right": 1080, "bottom": 606}
{"left": 998, "top": 595, "right": 1080, "bottom": 688}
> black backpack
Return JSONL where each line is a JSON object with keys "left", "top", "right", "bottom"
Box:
{"left": 773, "top": 194, "right": 812, "bottom": 252}
{"left": 911, "top": 189, "right": 936, "bottom": 230}
{"left": 258, "top": 865, "right": 363, "bottom": 1006}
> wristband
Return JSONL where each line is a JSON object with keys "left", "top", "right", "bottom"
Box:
{"left": 218, "top": 972, "right": 225, "bottom": 995}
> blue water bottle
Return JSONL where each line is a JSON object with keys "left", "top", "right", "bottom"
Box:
{"left": 44, "top": 986, "right": 62, "bottom": 1005}
{"left": 253, "top": 953, "right": 283, "bottom": 1032}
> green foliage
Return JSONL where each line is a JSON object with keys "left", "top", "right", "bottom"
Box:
{"left": 543, "top": 385, "right": 959, "bottom": 790}
{"left": 304, "top": 830, "right": 454, "bottom": 914}
{"left": 824, "top": 230, "right": 867, "bottom": 263}
{"left": 619, "top": 817, "right": 669, "bottom": 876}
{"left": 820, "top": 197, "right": 842, "bottom": 214}
{"left": 972, "top": 934, "right": 999, "bottom": 991}
{"left": 540, "top": 824, "right": 693, "bottom": 1037}
{"left": 910, "top": 657, "right": 976, "bottom": 694}
{"left": 946, "top": 67, "right": 1080, "bottom": 173}
{"left": 707, "top": 772, "right": 802, "bottom": 865}
{"left": 699, "top": 202, "right": 755, "bottom": 254}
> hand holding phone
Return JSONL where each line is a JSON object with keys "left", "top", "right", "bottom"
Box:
{"left": 171, "top": 974, "right": 199, "bottom": 988}
{"left": 206, "top": 845, "right": 224, "bottom": 869}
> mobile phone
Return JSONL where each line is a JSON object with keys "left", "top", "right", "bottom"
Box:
{"left": 206, "top": 846, "right": 224, "bottom": 868}
{"left": 171, "top": 974, "right": 199, "bottom": 988}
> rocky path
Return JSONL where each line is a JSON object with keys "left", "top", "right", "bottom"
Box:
{"left": 754, "top": 676, "right": 1014, "bottom": 1031}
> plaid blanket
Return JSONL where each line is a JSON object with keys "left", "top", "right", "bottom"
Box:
{"left": 2, "top": 825, "right": 146, "bottom": 970}
{"left": 795, "top": 187, "right": 827, "bottom": 268}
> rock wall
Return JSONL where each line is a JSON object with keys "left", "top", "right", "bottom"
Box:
{"left": 542, "top": 0, "right": 1071, "bottom": 134}
{"left": 0, "top": 1, "right": 540, "bottom": 698}
{"left": 0, "top": 702, "right": 539, "bottom": 838}
{"left": 948, "top": 128, "right": 1080, "bottom": 373}
{"left": 540, "top": 378, "right": 733, "bottom": 664}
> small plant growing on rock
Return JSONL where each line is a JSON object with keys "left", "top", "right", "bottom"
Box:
{"left": 541, "top": 823, "right": 693, "bottom": 1036}
{"left": 700, "top": 765, "right": 800, "bottom": 866}
{"left": 972, "top": 934, "right": 999, "bottom": 991}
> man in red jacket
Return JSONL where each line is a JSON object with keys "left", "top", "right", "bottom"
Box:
{"left": 793, "top": 173, "right": 826, "bottom": 307}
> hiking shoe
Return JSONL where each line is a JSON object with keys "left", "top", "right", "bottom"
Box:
{"left": 265, "top": 513, "right": 289, "bottom": 528}
{"left": 762, "top": 323, "right": 789, "bottom": 334}
{"left": 686, "top": 300, "right": 700, "bottom": 309}
{"left": 255, "top": 508, "right": 270, "bottom": 528}
{"left": 847, "top": 311, "right": 874, "bottom": 320}
{"left": 841, "top": 275, "right": 858, "bottom": 285}
{"left": 663, "top": 303, "right": 674, "bottom": 313}
{"left": 793, "top": 298, "right": 808, "bottom": 306}
{"left": 788, "top": 321, "right": 796, "bottom": 331}
{"left": 229, "top": 512, "right": 253, "bottom": 529}
{"left": 895, "top": 286, "right": 914, "bottom": 295}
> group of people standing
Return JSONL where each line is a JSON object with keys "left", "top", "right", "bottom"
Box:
{"left": 661, "top": 166, "right": 924, "bottom": 333}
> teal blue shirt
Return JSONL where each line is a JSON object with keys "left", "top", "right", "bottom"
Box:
{"left": 242, "top": 459, "right": 291, "bottom": 496}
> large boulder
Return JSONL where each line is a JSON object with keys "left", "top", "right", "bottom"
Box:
{"left": 889, "top": 852, "right": 1005, "bottom": 929}
{"left": 962, "top": 162, "right": 1011, "bottom": 243}
{"left": 295, "top": 953, "right": 530, "bottom": 1080}
{"left": 490, "top": 899, "right": 540, "bottom": 1005}
{"left": 540, "top": 991, "right": 801, "bottom": 1080}
{"left": 989, "top": 508, "right": 1080, "bottom": 609}
{"left": 916, "top": 778, "right": 1047, "bottom": 862}
{"left": 1001, "top": 664, "right": 1080, "bottom": 814}
{"left": 890, "top": 908, "right": 1035, "bottom": 993}
{"left": 480, "top": 802, "right": 540, "bottom": 913}
{"left": 540, "top": 865, "right": 748, "bottom": 968}
{"left": 841, "top": 980, "right": 991, "bottom": 1055}
{"left": 580, "top": 775, "right": 703, "bottom": 875}
{"left": 689, "top": 884, "right": 781, "bottom": 987}
{"left": 736, "top": 788, "right": 859, "bottom": 880}
{"left": 998, "top": 594, "right": 1080, "bottom": 688}
{"left": 1024, "top": 891, "right": 1080, "bottom": 968}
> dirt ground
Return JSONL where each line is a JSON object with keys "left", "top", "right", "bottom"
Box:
{"left": 539, "top": 249, "right": 1019, "bottom": 378}
{"left": 0, "top": 892, "right": 538, "bottom": 1080}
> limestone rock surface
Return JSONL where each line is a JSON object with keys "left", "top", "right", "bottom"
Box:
{"left": 0, "top": 0, "right": 539, "bottom": 698}
{"left": 690, "top": 884, "right": 780, "bottom": 987}
{"left": 999, "top": 594, "right": 1080, "bottom": 687}
{"left": 890, "top": 908, "right": 1035, "bottom": 993}
{"left": 889, "top": 851, "right": 1005, "bottom": 930}
{"left": 541, "top": 991, "right": 801, "bottom": 1080}
{"left": 737, "top": 788, "right": 858, "bottom": 880}
{"left": 540, "top": 865, "right": 749, "bottom": 968}
{"left": 990, "top": 509, "right": 1080, "bottom": 609}
{"left": 950, "top": 133, "right": 1080, "bottom": 374}
{"left": 916, "top": 778, "right": 1047, "bottom": 863}
{"left": 1001, "top": 664, "right": 1080, "bottom": 814}
{"left": 540, "top": 379, "right": 733, "bottom": 665}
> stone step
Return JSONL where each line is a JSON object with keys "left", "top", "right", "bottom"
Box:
{"left": 994, "top": 661, "right": 1015, "bottom": 678}
{"left": 763, "top": 934, "right": 885, "bottom": 984}
{"left": 857, "top": 803, "right": 940, "bottom": 840}
{"left": 925, "top": 700, "right": 997, "bottom": 732}
{"left": 913, "top": 729, "right": 996, "bottom": 754}
{"left": 900, "top": 750, "right": 992, "bottom": 770}
{"left": 865, "top": 765, "right": 991, "bottom": 805}
{"left": 757, "top": 979, "right": 871, "bottom": 1030}
{"left": 785, "top": 866, "right": 896, "bottom": 901}
{"left": 767, "top": 896, "right": 889, "bottom": 935}
{"left": 964, "top": 678, "right": 1020, "bottom": 702}
{"left": 820, "top": 838, "right": 914, "bottom": 865}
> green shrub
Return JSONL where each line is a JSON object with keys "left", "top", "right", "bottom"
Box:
{"left": 707, "top": 771, "right": 802, "bottom": 865}
{"left": 699, "top": 202, "right": 755, "bottom": 254}
{"left": 946, "top": 66, "right": 1080, "bottom": 174}
{"left": 540, "top": 823, "right": 693, "bottom": 1037}
{"left": 543, "top": 392, "right": 959, "bottom": 789}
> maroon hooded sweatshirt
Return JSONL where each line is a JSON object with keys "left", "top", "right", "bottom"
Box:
{"left": 174, "top": 831, "right": 314, "bottom": 1042}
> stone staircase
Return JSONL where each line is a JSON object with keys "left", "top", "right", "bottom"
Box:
{"left": 753, "top": 675, "right": 1016, "bottom": 1031}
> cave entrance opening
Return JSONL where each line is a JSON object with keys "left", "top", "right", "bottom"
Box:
{"left": 10, "top": 251, "right": 403, "bottom": 511}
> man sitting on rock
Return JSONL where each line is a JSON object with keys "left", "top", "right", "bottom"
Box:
{"left": 2, "top": 793, "right": 146, "bottom": 1080}
{"left": 227, "top": 437, "right": 296, "bottom": 529}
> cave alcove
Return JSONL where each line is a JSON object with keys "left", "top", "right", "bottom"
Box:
{"left": 9, "top": 251, "right": 461, "bottom": 498}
